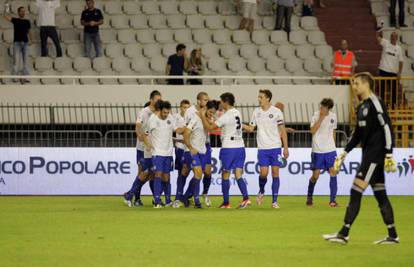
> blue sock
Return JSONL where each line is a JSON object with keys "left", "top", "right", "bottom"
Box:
{"left": 259, "top": 176, "right": 267, "bottom": 194}
{"left": 330, "top": 176, "right": 338, "bottom": 202}
{"left": 162, "top": 180, "right": 171, "bottom": 204}
{"left": 237, "top": 178, "right": 249, "bottom": 200}
{"left": 272, "top": 177, "right": 280, "bottom": 203}
{"left": 127, "top": 176, "right": 142, "bottom": 200}
{"left": 175, "top": 174, "right": 187, "bottom": 201}
{"left": 149, "top": 179, "right": 155, "bottom": 195}
{"left": 134, "top": 179, "right": 147, "bottom": 200}
{"left": 184, "top": 178, "right": 195, "bottom": 199}
{"left": 222, "top": 179, "right": 230, "bottom": 204}
{"left": 192, "top": 178, "right": 201, "bottom": 205}
{"left": 202, "top": 175, "right": 212, "bottom": 195}
{"left": 307, "top": 178, "right": 316, "bottom": 198}
{"left": 153, "top": 177, "right": 162, "bottom": 205}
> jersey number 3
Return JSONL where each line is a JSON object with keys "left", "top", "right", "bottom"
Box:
{"left": 235, "top": 116, "right": 241, "bottom": 130}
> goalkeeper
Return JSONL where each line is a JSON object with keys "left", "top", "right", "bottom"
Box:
{"left": 324, "top": 72, "right": 399, "bottom": 245}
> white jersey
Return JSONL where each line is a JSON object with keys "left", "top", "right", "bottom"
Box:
{"left": 215, "top": 108, "right": 244, "bottom": 148}
{"left": 146, "top": 114, "right": 177, "bottom": 157}
{"left": 310, "top": 111, "right": 337, "bottom": 153}
{"left": 250, "top": 106, "right": 284, "bottom": 149}
{"left": 135, "top": 106, "right": 154, "bottom": 152}
{"left": 172, "top": 113, "right": 186, "bottom": 150}
{"left": 379, "top": 38, "right": 404, "bottom": 74}
{"left": 187, "top": 115, "right": 207, "bottom": 154}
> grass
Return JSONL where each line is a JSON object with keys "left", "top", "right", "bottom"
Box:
{"left": 0, "top": 196, "right": 413, "bottom": 267}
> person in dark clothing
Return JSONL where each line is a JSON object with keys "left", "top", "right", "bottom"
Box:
{"left": 324, "top": 72, "right": 399, "bottom": 245}
{"left": 166, "top": 43, "right": 188, "bottom": 85}
{"left": 389, "top": 0, "right": 407, "bottom": 28}
{"left": 273, "top": 0, "right": 297, "bottom": 33}
{"left": 81, "top": 0, "right": 103, "bottom": 58}
{"left": 3, "top": 6, "right": 32, "bottom": 82}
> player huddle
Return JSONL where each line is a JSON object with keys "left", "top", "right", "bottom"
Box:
{"left": 123, "top": 88, "right": 341, "bottom": 210}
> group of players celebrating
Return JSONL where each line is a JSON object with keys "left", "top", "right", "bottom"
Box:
{"left": 123, "top": 72, "right": 399, "bottom": 244}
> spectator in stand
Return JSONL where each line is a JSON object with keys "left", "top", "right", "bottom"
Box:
{"left": 332, "top": 40, "right": 357, "bottom": 85}
{"left": 376, "top": 30, "right": 404, "bottom": 108}
{"left": 81, "top": 0, "right": 104, "bottom": 58}
{"left": 166, "top": 44, "right": 189, "bottom": 85}
{"left": 273, "top": 0, "right": 297, "bottom": 34}
{"left": 3, "top": 5, "right": 32, "bottom": 83}
{"left": 390, "top": 0, "right": 407, "bottom": 28}
{"left": 36, "top": 0, "right": 62, "bottom": 57}
{"left": 187, "top": 48, "right": 204, "bottom": 85}
{"left": 239, "top": 0, "right": 259, "bottom": 32}
{"left": 302, "top": 0, "right": 314, "bottom": 16}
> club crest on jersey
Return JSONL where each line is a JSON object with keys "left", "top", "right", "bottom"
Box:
{"left": 269, "top": 114, "right": 274, "bottom": 119}
{"left": 362, "top": 108, "right": 368, "bottom": 117}
{"left": 331, "top": 119, "right": 334, "bottom": 123}
{"left": 167, "top": 120, "right": 171, "bottom": 125}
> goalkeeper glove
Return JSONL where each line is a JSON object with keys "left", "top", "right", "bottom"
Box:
{"left": 384, "top": 154, "right": 397, "bottom": 173}
{"left": 333, "top": 151, "right": 347, "bottom": 173}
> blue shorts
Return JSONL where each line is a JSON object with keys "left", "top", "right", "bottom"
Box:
{"left": 136, "top": 150, "right": 144, "bottom": 165}
{"left": 152, "top": 156, "right": 174, "bottom": 174}
{"left": 205, "top": 143, "right": 212, "bottom": 165}
{"left": 190, "top": 152, "right": 207, "bottom": 171}
{"left": 139, "top": 157, "right": 153, "bottom": 172}
{"left": 174, "top": 148, "right": 185, "bottom": 171}
{"left": 311, "top": 151, "right": 337, "bottom": 171}
{"left": 219, "top": 147, "right": 246, "bottom": 171}
{"left": 183, "top": 151, "right": 193, "bottom": 167}
{"left": 258, "top": 148, "right": 283, "bottom": 167}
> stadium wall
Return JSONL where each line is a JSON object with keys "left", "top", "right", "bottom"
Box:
{"left": 1, "top": 147, "right": 413, "bottom": 196}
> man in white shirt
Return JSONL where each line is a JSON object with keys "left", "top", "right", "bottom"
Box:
{"left": 307, "top": 98, "right": 338, "bottom": 207}
{"left": 144, "top": 101, "right": 184, "bottom": 208}
{"left": 35, "top": 0, "right": 62, "bottom": 57}
{"left": 123, "top": 90, "right": 161, "bottom": 207}
{"left": 376, "top": 30, "right": 404, "bottom": 108}
{"left": 200, "top": 93, "right": 251, "bottom": 209}
{"left": 243, "top": 90, "right": 289, "bottom": 209}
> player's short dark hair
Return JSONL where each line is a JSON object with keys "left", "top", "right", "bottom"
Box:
{"left": 353, "top": 72, "right": 375, "bottom": 90}
{"left": 259, "top": 89, "right": 272, "bottom": 101}
{"left": 206, "top": 100, "right": 219, "bottom": 110}
{"left": 176, "top": 44, "right": 186, "bottom": 52}
{"left": 196, "top": 91, "right": 208, "bottom": 100}
{"left": 144, "top": 101, "right": 151, "bottom": 108}
{"left": 155, "top": 100, "right": 163, "bottom": 111}
{"left": 160, "top": 100, "right": 172, "bottom": 110}
{"left": 150, "top": 90, "right": 161, "bottom": 100}
{"left": 17, "top": 6, "right": 25, "bottom": 12}
{"left": 220, "top": 92, "right": 235, "bottom": 106}
{"left": 180, "top": 99, "right": 190, "bottom": 106}
{"left": 320, "top": 98, "right": 334, "bottom": 109}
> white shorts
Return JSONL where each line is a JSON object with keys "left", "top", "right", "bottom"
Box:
{"left": 243, "top": 2, "right": 257, "bottom": 19}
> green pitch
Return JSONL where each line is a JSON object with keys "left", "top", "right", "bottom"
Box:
{"left": 0, "top": 196, "right": 413, "bottom": 267}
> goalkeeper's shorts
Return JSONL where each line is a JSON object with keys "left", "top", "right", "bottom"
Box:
{"left": 356, "top": 160, "right": 385, "bottom": 185}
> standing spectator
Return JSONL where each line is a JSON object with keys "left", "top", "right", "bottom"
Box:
{"left": 165, "top": 44, "right": 189, "bottom": 85}
{"left": 36, "top": 0, "right": 62, "bottom": 57}
{"left": 273, "top": 0, "right": 297, "bottom": 33}
{"left": 302, "top": 0, "right": 314, "bottom": 16}
{"left": 332, "top": 40, "right": 357, "bottom": 85}
{"left": 239, "top": 0, "right": 259, "bottom": 32}
{"left": 81, "top": 0, "right": 103, "bottom": 58}
{"left": 390, "top": 0, "right": 407, "bottom": 28}
{"left": 376, "top": 30, "right": 404, "bottom": 108}
{"left": 187, "top": 48, "right": 204, "bottom": 85}
{"left": 3, "top": 6, "right": 32, "bottom": 83}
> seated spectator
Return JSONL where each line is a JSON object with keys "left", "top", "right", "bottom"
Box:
{"left": 239, "top": 0, "right": 259, "bottom": 32}
{"left": 36, "top": 0, "right": 62, "bottom": 57}
{"left": 166, "top": 44, "right": 189, "bottom": 85}
{"left": 273, "top": 0, "right": 297, "bottom": 33}
{"left": 81, "top": 0, "right": 104, "bottom": 58}
{"left": 3, "top": 6, "right": 32, "bottom": 83}
{"left": 187, "top": 48, "right": 204, "bottom": 85}
{"left": 302, "top": 0, "right": 314, "bottom": 16}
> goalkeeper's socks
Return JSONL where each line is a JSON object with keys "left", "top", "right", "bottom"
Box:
{"left": 202, "top": 175, "right": 212, "bottom": 195}
{"left": 272, "top": 177, "right": 280, "bottom": 203}
{"left": 236, "top": 178, "right": 249, "bottom": 200}
{"left": 153, "top": 177, "right": 162, "bottom": 205}
{"left": 329, "top": 176, "right": 338, "bottom": 203}
{"left": 259, "top": 176, "right": 267, "bottom": 194}
{"left": 338, "top": 224, "right": 350, "bottom": 237}
{"left": 307, "top": 178, "right": 316, "bottom": 198}
{"left": 388, "top": 225, "right": 398, "bottom": 239}
{"left": 222, "top": 179, "right": 230, "bottom": 204}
